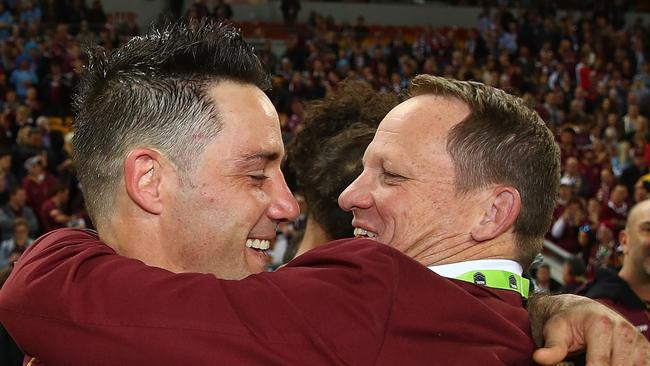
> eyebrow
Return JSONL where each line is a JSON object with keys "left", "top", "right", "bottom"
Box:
{"left": 234, "top": 151, "right": 281, "bottom": 167}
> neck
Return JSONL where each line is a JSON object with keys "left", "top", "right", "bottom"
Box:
{"left": 295, "top": 217, "right": 331, "bottom": 258}
{"left": 8, "top": 200, "right": 19, "bottom": 210}
{"left": 100, "top": 200, "right": 178, "bottom": 272}
{"left": 409, "top": 234, "right": 517, "bottom": 267}
{"left": 619, "top": 266, "right": 650, "bottom": 301}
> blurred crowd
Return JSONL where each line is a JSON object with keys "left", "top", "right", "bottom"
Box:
{"left": 0, "top": 0, "right": 144, "bottom": 276}
{"left": 0, "top": 0, "right": 649, "bottom": 293}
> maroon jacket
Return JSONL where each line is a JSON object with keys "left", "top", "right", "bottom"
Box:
{"left": 0, "top": 229, "right": 536, "bottom": 365}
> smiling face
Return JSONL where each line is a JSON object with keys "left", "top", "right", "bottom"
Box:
{"left": 338, "top": 95, "right": 482, "bottom": 264}
{"left": 163, "top": 81, "right": 299, "bottom": 279}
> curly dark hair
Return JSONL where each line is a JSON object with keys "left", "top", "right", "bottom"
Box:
{"left": 286, "top": 81, "right": 398, "bottom": 240}
{"left": 73, "top": 20, "right": 270, "bottom": 224}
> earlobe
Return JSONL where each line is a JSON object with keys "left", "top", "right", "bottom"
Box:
{"left": 124, "top": 149, "right": 165, "bottom": 215}
{"left": 471, "top": 187, "right": 521, "bottom": 242}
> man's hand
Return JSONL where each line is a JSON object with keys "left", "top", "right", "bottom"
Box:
{"left": 529, "top": 294, "right": 650, "bottom": 365}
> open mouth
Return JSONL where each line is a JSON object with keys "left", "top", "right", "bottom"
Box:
{"left": 353, "top": 228, "right": 378, "bottom": 239}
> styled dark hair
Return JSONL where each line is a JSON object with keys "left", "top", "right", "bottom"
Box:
{"left": 409, "top": 75, "right": 561, "bottom": 269}
{"left": 287, "top": 81, "right": 398, "bottom": 240}
{"left": 72, "top": 20, "right": 270, "bottom": 223}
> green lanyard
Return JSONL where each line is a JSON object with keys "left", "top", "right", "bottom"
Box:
{"left": 454, "top": 270, "right": 530, "bottom": 300}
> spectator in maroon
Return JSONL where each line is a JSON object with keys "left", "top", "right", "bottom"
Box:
{"left": 601, "top": 183, "right": 630, "bottom": 235}
{"left": 596, "top": 167, "right": 617, "bottom": 203}
{"left": 39, "top": 183, "right": 73, "bottom": 233}
{"left": 575, "top": 52, "right": 593, "bottom": 91}
{"left": 21, "top": 155, "right": 58, "bottom": 221}
{"left": 580, "top": 149, "right": 602, "bottom": 195}
{"left": 551, "top": 197, "right": 588, "bottom": 254}
{"left": 562, "top": 156, "right": 590, "bottom": 198}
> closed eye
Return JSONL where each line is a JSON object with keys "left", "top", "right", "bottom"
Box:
{"left": 382, "top": 170, "right": 406, "bottom": 184}
{"left": 250, "top": 174, "right": 269, "bottom": 181}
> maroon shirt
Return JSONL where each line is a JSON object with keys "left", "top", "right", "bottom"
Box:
{"left": 22, "top": 174, "right": 59, "bottom": 223}
{"left": 38, "top": 199, "right": 64, "bottom": 233}
{"left": 0, "top": 229, "right": 536, "bottom": 365}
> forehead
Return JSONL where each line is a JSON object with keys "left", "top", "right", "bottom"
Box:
{"left": 367, "top": 94, "right": 469, "bottom": 163}
{"left": 630, "top": 201, "right": 650, "bottom": 226}
{"left": 377, "top": 94, "right": 470, "bottom": 139}
{"left": 207, "top": 81, "right": 282, "bottom": 157}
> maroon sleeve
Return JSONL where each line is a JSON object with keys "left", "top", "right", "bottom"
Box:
{"left": 0, "top": 229, "right": 397, "bottom": 366}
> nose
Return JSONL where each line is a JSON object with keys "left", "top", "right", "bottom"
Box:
{"left": 338, "top": 172, "right": 373, "bottom": 212}
{"left": 267, "top": 171, "right": 300, "bottom": 222}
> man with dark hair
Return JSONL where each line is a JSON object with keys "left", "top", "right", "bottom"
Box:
{"left": 70, "top": 21, "right": 284, "bottom": 280}
{"left": 0, "top": 23, "right": 648, "bottom": 365}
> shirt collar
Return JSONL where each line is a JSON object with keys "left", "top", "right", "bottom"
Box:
{"left": 428, "top": 259, "right": 523, "bottom": 279}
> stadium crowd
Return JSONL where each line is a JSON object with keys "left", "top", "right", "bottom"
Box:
{"left": 0, "top": 0, "right": 648, "bottom": 293}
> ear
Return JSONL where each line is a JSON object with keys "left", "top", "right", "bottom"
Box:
{"left": 470, "top": 186, "right": 521, "bottom": 242}
{"left": 123, "top": 148, "right": 166, "bottom": 215}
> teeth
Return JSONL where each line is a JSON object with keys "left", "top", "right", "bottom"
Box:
{"left": 246, "top": 238, "right": 270, "bottom": 250}
{"left": 353, "top": 228, "right": 377, "bottom": 238}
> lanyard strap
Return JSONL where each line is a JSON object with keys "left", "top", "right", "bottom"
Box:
{"left": 454, "top": 269, "right": 530, "bottom": 299}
